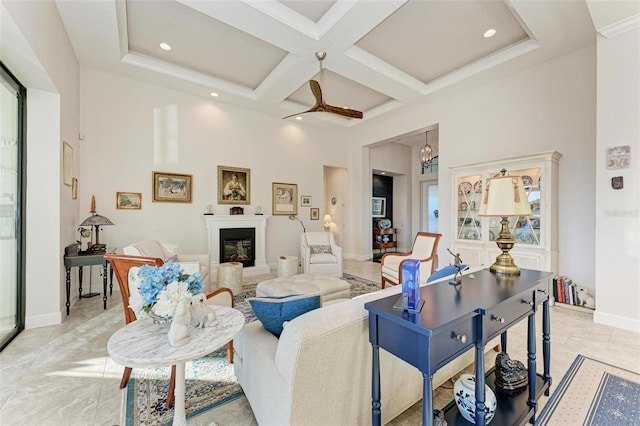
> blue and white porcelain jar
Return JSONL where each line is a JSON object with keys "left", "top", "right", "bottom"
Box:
{"left": 453, "top": 373, "right": 497, "bottom": 424}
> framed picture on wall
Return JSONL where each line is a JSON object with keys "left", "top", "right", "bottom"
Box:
{"left": 218, "top": 166, "right": 250, "bottom": 204}
{"left": 310, "top": 208, "right": 319, "bottom": 220}
{"left": 71, "top": 178, "right": 78, "bottom": 199}
{"left": 62, "top": 141, "right": 73, "bottom": 186}
{"left": 153, "top": 172, "right": 192, "bottom": 203}
{"left": 301, "top": 195, "right": 312, "bottom": 207}
{"left": 272, "top": 182, "right": 297, "bottom": 215}
{"left": 116, "top": 192, "right": 142, "bottom": 209}
{"left": 372, "top": 197, "right": 386, "bottom": 217}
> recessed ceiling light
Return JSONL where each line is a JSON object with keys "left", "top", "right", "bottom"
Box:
{"left": 159, "top": 42, "right": 172, "bottom": 51}
{"left": 483, "top": 29, "right": 497, "bottom": 38}
{"left": 295, "top": 116, "right": 302, "bottom": 120}
{"left": 210, "top": 92, "right": 219, "bottom": 97}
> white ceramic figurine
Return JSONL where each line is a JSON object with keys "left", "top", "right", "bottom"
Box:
{"left": 191, "top": 293, "right": 219, "bottom": 328}
{"left": 168, "top": 299, "right": 192, "bottom": 347}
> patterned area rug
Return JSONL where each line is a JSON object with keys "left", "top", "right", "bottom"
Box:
{"left": 536, "top": 355, "right": 640, "bottom": 425}
{"left": 125, "top": 273, "right": 381, "bottom": 425}
{"left": 124, "top": 347, "right": 241, "bottom": 426}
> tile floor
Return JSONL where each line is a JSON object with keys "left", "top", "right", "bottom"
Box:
{"left": 0, "top": 259, "right": 638, "bottom": 426}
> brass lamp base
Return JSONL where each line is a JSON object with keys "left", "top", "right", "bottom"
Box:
{"left": 490, "top": 217, "right": 521, "bottom": 276}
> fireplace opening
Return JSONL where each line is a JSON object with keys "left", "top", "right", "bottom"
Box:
{"left": 220, "top": 228, "right": 255, "bottom": 267}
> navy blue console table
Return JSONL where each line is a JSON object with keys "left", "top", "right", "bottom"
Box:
{"left": 365, "top": 269, "right": 552, "bottom": 426}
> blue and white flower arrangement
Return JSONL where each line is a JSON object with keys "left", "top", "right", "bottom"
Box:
{"left": 129, "top": 262, "right": 204, "bottom": 319}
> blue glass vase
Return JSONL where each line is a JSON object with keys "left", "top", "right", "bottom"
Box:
{"left": 401, "top": 259, "right": 420, "bottom": 310}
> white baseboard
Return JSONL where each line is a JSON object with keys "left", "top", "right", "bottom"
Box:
{"left": 594, "top": 310, "right": 640, "bottom": 333}
{"left": 26, "top": 310, "right": 62, "bottom": 329}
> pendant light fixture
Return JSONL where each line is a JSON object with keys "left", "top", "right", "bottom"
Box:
{"left": 420, "top": 131, "right": 433, "bottom": 167}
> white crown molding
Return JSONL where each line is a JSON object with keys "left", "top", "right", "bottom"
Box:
{"left": 598, "top": 14, "right": 640, "bottom": 39}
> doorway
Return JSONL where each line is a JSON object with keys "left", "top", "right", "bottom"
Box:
{"left": 421, "top": 180, "right": 439, "bottom": 234}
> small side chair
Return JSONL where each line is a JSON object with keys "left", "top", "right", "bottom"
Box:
{"left": 380, "top": 232, "right": 442, "bottom": 288}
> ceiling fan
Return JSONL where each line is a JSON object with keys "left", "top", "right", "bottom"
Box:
{"left": 283, "top": 51, "right": 363, "bottom": 120}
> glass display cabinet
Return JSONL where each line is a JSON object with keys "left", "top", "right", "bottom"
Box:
{"left": 450, "top": 151, "right": 562, "bottom": 273}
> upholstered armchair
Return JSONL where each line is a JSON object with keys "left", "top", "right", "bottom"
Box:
{"left": 122, "top": 240, "right": 210, "bottom": 289}
{"left": 381, "top": 232, "right": 441, "bottom": 288}
{"left": 300, "top": 232, "right": 343, "bottom": 277}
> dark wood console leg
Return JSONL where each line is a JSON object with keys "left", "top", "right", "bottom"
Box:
{"left": 78, "top": 266, "right": 83, "bottom": 298}
{"left": 475, "top": 341, "right": 487, "bottom": 426}
{"left": 65, "top": 267, "right": 71, "bottom": 315}
{"left": 102, "top": 262, "right": 108, "bottom": 309}
{"left": 372, "top": 344, "right": 381, "bottom": 426}
{"left": 543, "top": 298, "right": 551, "bottom": 395}
{"left": 527, "top": 311, "right": 537, "bottom": 415}
{"left": 422, "top": 373, "right": 434, "bottom": 426}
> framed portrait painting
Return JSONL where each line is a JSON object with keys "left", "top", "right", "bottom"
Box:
{"left": 153, "top": 172, "right": 192, "bottom": 203}
{"left": 218, "top": 166, "right": 250, "bottom": 205}
{"left": 372, "top": 197, "right": 386, "bottom": 217}
{"left": 116, "top": 192, "right": 142, "bottom": 209}
{"left": 272, "top": 182, "right": 297, "bottom": 215}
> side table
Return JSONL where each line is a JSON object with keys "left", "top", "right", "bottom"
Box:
{"left": 63, "top": 245, "right": 115, "bottom": 315}
{"left": 108, "top": 306, "right": 245, "bottom": 426}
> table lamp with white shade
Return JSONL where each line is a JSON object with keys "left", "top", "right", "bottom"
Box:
{"left": 478, "top": 169, "right": 532, "bottom": 275}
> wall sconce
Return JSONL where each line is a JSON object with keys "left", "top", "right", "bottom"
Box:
{"left": 323, "top": 214, "right": 332, "bottom": 232}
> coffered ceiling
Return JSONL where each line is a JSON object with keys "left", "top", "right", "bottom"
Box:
{"left": 55, "top": 0, "right": 596, "bottom": 127}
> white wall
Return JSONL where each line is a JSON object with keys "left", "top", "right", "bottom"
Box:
{"left": 351, "top": 46, "right": 598, "bottom": 294}
{"left": 78, "top": 68, "right": 351, "bottom": 268}
{"left": 594, "top": 26, "right": 640, "bottom": 332}
{"left": 2, "top": 0, "right": 80, "bottom": 327}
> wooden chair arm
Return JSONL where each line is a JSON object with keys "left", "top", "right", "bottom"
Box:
{"left": 205, "top": 287, "right": 234, "bottom": 308}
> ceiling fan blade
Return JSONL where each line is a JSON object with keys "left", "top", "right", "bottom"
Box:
{"left": 310, "top": 80, "right": 323, "bottom": 107}
{"left": 324, "top": 103, "right": 363, "bottom": 119}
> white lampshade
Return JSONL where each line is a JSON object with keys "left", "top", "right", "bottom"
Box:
{"left": 478, "top": 175, "right": 532, "bottom": 217}
{"left": 323, "top": 214, "right": 332, "bottom": 231}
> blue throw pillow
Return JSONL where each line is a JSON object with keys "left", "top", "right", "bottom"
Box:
{"left": 427, "top": 264, "right": 469, "bottom": 283}
{"left": 248, "top": 294, "right": 321, "bottom": 337}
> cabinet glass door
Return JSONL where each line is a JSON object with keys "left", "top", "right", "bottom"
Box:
{"left": 492, "top": 168, "right": 541, "bottom": 246}
{"left": 456, "top": 175, "right": 482, "bottom": 240}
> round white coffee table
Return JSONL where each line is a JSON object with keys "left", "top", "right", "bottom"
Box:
{"left": 108, "top": 306, "right": 244, "bottom": 426}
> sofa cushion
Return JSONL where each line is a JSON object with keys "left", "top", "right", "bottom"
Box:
{"left": 427, "top": 264, "right": 469, "bottom": 283}
{"left": 249, "top": 293, "right": 321, "bottom": 337}
{"left": 310, "top": 244, "right": 332, "bottom": 254}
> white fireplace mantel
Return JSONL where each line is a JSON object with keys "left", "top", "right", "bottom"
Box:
{"left": 202, "top": 215, "right": 270, "bottom": 279}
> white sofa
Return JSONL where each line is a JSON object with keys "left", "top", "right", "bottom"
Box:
{"left": 122, "top": 240, "right": 211, "bottom": 289}
{"left": 234, "top": 269, "right": 498, "bottom": 426}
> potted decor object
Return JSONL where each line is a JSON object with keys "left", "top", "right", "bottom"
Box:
{"left": 454, "top": 373, "right": 497, "bottom": 424}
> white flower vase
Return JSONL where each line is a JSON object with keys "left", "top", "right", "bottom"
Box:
{"left": 168, "top": 300, "right": 192, "bottom": 347}
{"left": 453, "top": 373, "right": 497, "bottom": 424}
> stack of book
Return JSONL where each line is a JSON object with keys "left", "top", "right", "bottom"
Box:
{"left": 552, "top": 276, "right": 593, "bottom": 310}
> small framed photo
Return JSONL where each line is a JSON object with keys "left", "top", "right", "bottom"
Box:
{"left": 272, "top": 182, "right": 297, "bottom": 215}
{"left": 218, "top": 166, "right": 250, "bottom": 205}
{"left": 62, "top": 141, "right": 73, "bottom": 186}
{"left": 372, "top": 197, "right": 386, "bottom": 217}
{"left": 301, "top": 195, "right": 312, "bottom": 207}
{"left": 71, "top": 178, "right": 78, "bottom": 200}
{"left": 310, "top": 208, "right": 319, "bottom": 220}
{"left": 153, "top": 172, "right": 192, "bottom": 203}
{"left": 117, "top": 192, "right": 142, "bottom": 209}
